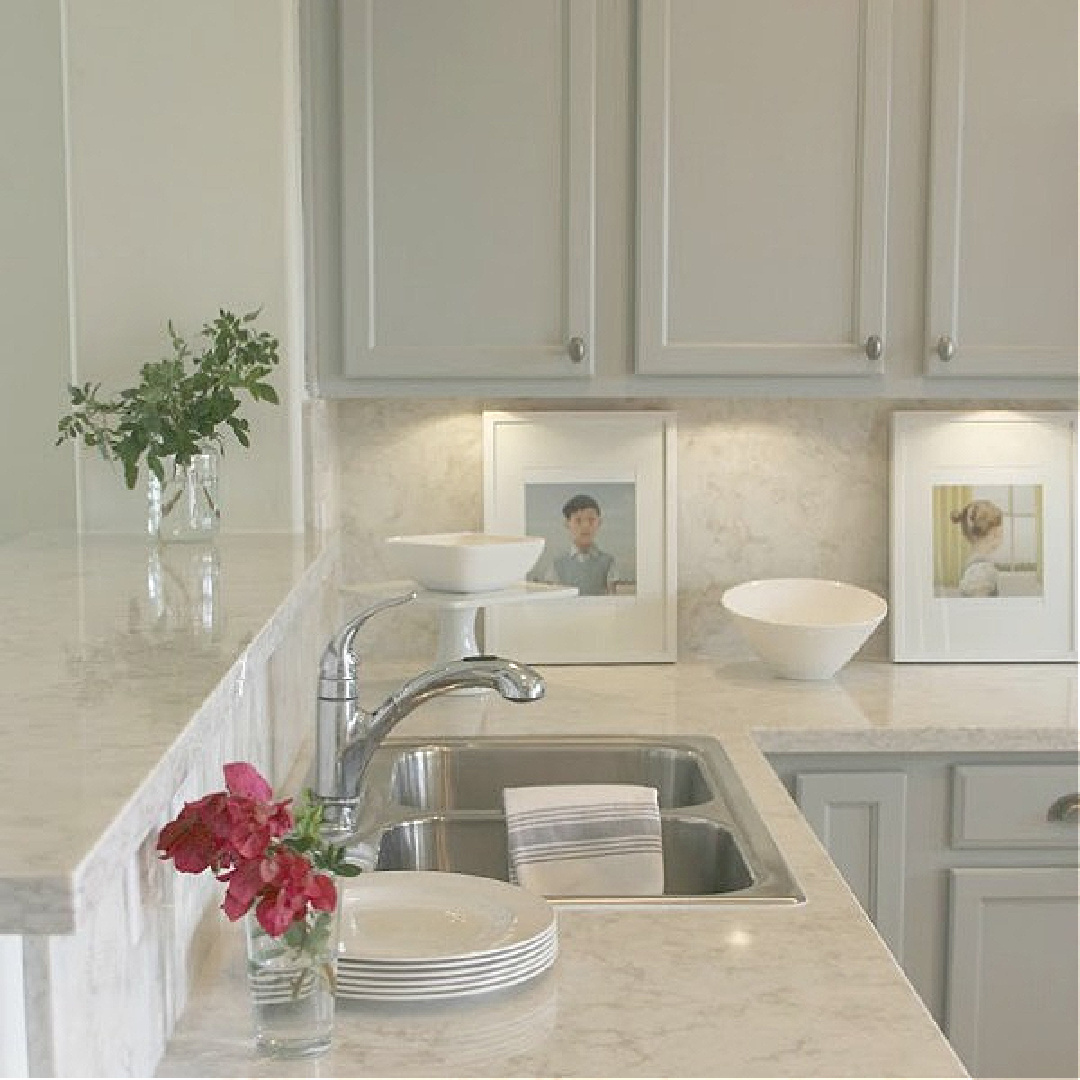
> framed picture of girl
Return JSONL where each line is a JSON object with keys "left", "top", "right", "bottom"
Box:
{"left": 890, "top": 412, "right": 1076, "bottom": 662}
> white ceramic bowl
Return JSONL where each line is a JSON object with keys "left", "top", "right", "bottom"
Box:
{"left": 721, "top": 578, "right": 887, "bottom": 680}
{"left": 385, "top": 533, "right": 545, "bottom": 594}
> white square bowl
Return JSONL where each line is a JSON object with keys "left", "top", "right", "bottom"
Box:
{"left": 385, "top": 533, "right": 545, "bottom": 594}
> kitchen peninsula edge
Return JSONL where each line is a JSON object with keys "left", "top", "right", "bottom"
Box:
{"left": 0, "top": 531, "right": 340, "bottom": 1076}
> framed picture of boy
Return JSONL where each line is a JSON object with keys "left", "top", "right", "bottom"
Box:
{"left": 483, "top": 411, "right": 677, "bottom": 662}
{"left": 890, "top": 411, "right": 1076, "bottom": 662}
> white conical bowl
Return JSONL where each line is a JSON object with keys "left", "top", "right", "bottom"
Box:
{"left": 721, "top": 578, "right": 887, "bottom": 680}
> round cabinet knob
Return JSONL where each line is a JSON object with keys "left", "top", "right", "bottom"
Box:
{"left": 936, "top": 335, "right": 956, "bottom": 363}
{"left": 1047, "top": 794, "right": 1080, "bottom": 823}
{"left": 568, "top": 337, "right": 587, "bottom": 364}
{"left": 864, "top": 335, "right": 883, "bottom": 361}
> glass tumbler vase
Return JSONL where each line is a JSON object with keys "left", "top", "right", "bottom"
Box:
{"left": 244, "top": 906, "right": 340, "bottom": 1058}
{"left": 147, "top": 449, "right": 220, "bottom": 544}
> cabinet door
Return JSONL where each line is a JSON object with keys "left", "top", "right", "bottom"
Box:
{"left": 340, "top": 1, "right": 596, "bottom": 378}
{"left": 926, "top": 0, "right": 1078, "bottom": 377}
{"left": 947, "top": 867, "right": 1080, "bottom": 1079}
{"left": 636, "top": 0, "right": 891, "bottom": 376}
{"left": 796, "top": 771, "right": 907, "bottom": 958}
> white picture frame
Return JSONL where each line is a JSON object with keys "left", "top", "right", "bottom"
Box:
{"left": 483, "top": 410, "right": 677, "bottom": 663}
{"left": 890, "top": 411, "right": 1077, "bottom": 662}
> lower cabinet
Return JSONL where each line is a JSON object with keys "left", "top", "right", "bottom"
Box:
{"left": 948, "top": 867, "right": 1079, "bottom": 1079}
{"left": 768, "top": 752, "right": 1080, "bottom": 1080}
{"left": 795, "top": 771, "right": 907, "bottom": 960}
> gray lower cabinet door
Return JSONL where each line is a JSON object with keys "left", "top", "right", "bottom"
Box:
{"left": 947, "top": 867, "right": 1080, "bottom": 1079}
{"left": 795, "top": 770, "right": 907, "bottom": 959}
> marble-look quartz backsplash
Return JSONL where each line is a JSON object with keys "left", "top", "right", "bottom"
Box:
{"left": 329, "top": 398, "right": 898, "bottom": 662}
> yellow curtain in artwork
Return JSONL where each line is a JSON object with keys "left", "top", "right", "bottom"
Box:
{"left": 933, "top": 485, "right": 973, "bottom": 591}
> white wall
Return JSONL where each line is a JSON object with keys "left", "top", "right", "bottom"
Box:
{"left": 0, "top": 0, "right": 76, "bottom": 535}
{"left": 63, "top": 0, "right": 302, "bottom": 534}
{"left": 0, "top": 0, "right": 304, "bottom": 537}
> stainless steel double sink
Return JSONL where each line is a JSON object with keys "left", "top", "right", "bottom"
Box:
{"left": 357, "top": 735, "right": 804, "bottom": 905}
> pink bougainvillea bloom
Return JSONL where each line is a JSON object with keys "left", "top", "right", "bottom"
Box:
{"left": 221, "top": 857, "right": 273, "bottom": 921}
{"left": 251, "top": 848, "right": 338, "bottom": 937}
{"left": 306, "top": 871, "right": 337, "bottom": 914}
{"left": 158, "top": 762, "right": 341, "bottom": 939}
{"left": 222, "top": 794, "right": 293, "bottom": 862}
{"left": 223, "top": 761, "right": 274, "bottom": 802}
{"left": 157, "top": 792, "right": 233, "bottom": 873}
{"left": 156, "top": 812, "right": 219, "bottom": 874}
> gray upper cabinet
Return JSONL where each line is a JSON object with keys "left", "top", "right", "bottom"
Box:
{"left": 925, "top": 0, "right": 1078, "bottom": 378}
{"left": 339, "top": 0, "right": 597, "bottom": 379}
{"left": 635, "top": 0, "right": 892, "bottom": 377}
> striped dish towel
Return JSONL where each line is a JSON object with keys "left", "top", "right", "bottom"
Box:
{"left": 502, "top": 784, "right": 664, "bottom": 897}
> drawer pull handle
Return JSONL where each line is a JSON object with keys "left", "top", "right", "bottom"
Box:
{"left": 1046, "top": 794, "right": 1080, "bottom": 823}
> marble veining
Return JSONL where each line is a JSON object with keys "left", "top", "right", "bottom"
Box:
{"left": 0, "top": 531, "right": 335, "bottom": 934}
{"left": 2, "top": 531, "right": 1074, "bottom": 1077}
{"left": 154, "top": 659, "right": 1075, "bottom": 1078}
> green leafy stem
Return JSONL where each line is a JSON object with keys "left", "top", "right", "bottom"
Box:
{"left": 56, "top": 309, "right": 281, "bottom": 489}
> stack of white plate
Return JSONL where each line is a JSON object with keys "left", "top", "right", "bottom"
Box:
{"left": 336, "top": 871, "right": 557, "bottom": 1002}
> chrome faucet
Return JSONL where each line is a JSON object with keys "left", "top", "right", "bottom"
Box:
{"left": 313, "top": 592, "right": 545, "bottom": 837}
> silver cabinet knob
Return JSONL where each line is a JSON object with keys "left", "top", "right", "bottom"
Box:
{"left": 864, "top": 335, "right": 883, "bottom": 361}
{"left": 568, "top": 336, "right": 587, "bottom": 364}
{"left": 936, "top": 335, "right": 956, "bottom": 363}
{"left": 1047, "top": 794, "right": 1080, "bottom": 823}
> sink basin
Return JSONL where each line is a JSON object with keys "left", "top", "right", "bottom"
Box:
{"left": 359, "top": 735, "right": 803, "bottom": 906}
{"left": 376, "top": 814, "right": 754, "bottom": 895}
{"left": 389, "top": 743, "right": 714, "bottom": 811}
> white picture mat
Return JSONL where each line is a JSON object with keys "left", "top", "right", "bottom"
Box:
{"left": 890, "top": 411, "right": 1076, "bottom": 662}
{"left": 483, "top": 411, "right": 677, "bottom": 663}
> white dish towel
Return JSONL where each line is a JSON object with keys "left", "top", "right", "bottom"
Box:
{"left": 502, "top": 784, "right": 664, "bottom": 897}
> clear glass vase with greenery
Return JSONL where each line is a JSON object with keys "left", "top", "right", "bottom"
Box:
{"left": 56, "top": 309, "right": 281, "bottom": 541}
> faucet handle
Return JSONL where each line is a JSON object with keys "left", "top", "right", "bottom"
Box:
{"left": 320, "top": 591, "right": 417, "bottom": 683}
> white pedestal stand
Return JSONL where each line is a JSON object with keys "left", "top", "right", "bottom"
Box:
{"left": 414, "top": 582, "right": 578, "bottom": 665}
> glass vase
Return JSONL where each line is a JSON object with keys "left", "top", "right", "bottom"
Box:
{"left": 244, "top": 906, "right": 340, "bottom": 1058}
{"left": 147, "top": 449, "right": 220, "bottom": 544}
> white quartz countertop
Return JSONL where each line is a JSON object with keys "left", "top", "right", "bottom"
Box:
{"left": 0, "top": 530, "right": 334, "bottom": 934}
{"left": 2, "top": 532, "right": 1075, "bottom": 1076}
{"left": 156, "top": 660, "right": 1075, "bottom": 1078}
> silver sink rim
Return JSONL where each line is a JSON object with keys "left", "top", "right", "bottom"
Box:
{"left": 358, "top": 734, "right": 805, "bottom": 907}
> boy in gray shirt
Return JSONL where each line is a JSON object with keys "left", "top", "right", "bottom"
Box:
{"left": 543, "top": 493, "right": 619, "bottom": 596}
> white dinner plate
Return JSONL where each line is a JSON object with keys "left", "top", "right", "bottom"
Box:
{"left": 338, "top": 871, "right": 555, "bottom": 966}
{"left": 336, "top": 939, "right": 558, "bottom": 993}
{"left": 335, "top": 946, "right": 556, "bottom": 1002}
{"left": 337, "top": 925, "right": 556, "bottom": 979}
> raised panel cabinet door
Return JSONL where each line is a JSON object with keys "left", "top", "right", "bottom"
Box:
{"left": 947, "top": 867, "right": 1080, "bottom": 1079}
{"left": 926, "top": 0, "right": 1078, "bottom": 377}
{"left": 636, "top": 0, "right": 891, "bottom": 376}
{"left": 340, "top": 0, "right": 596, "bottom": 378}
{"left": 796, "top": 771, "right": 907, "bottom": 958}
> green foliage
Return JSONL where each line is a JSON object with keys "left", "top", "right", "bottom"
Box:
{"left": 284, "top": 793, "right": 364, "bottom": 879}
{"left": 56, "top": 309, "right": 281, "bottom": 489}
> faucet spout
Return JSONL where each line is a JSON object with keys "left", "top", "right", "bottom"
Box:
{"left": 313, "top": 597, "right": 545, "bottom": 840}
{"left": 338, "top": 656, "right": 544, "bottom": 804}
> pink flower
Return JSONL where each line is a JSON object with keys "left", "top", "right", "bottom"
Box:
{"left": 224, "top": 761, "right": 274, "bottom": 802}
{"left": 156, "top": 792, "right": 232, "bottom": 873}
{"left": 157, "top": 762, "right": 344, "bottom": 939}
{"left": 156, "top": 763, "right": 292, "bottom": 874}
{"left": 221, "top": 857, "right": 273, "bottom": 921}
{"left": 250, "top": 848, "right": 338, "bottom": 937}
